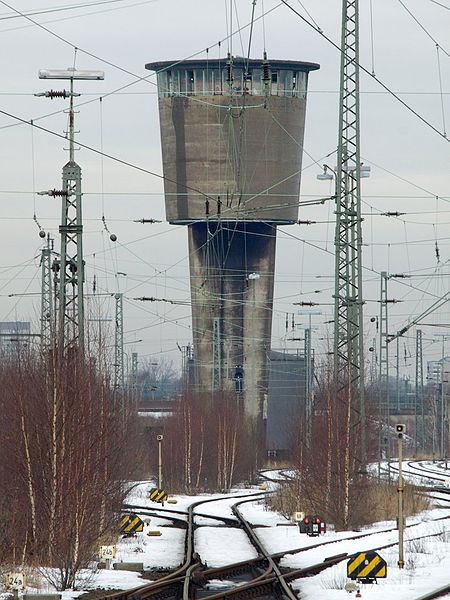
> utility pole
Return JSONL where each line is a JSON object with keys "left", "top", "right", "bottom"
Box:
{"left": 248, "top": 272, "right": 260, "bottom": 405}
{"left": 114, "top": 293, "right": 124, "bottom": 390}
{"left": 396, "top": 336, "right": 400, "bottom": 412}
{"left": 157, "top": 434, "right": 163, "bottom": 489}
{"left": 396, "top": 423, "right": 406, "bottom": 569}
{"left": 305, "top": 326, "right": 312, "bottom": 447}
{"left": 131, "top": 352, "right": 138, "bottom": 397}
{"left": 415, "top": 329, "right": 423, "bottom": 455}
{"left": 37, "top": 68, "right": 104, "bottom": 351}
{"left": 40, "top": 235, "right": 55, "bottom": 352}
{"left": 296, "top": 309, "right": 321, "bottom": 446}
{"left": 334, "top": 0, "right": 366, "bottom": 469}
{"left": 212, "top": 317, "right": 222, "bottom": 393}
{"left": 379, "top": 271, "right": 390, "bottom": 480}
{"left": 433, "top": 334, "right": 450, "bottom": 460}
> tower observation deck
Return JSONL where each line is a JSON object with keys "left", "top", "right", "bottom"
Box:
{"left": 146, "top": 56, "right": 319, "bottom": 431}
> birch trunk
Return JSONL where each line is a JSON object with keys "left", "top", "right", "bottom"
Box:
{"left": 20, "top": 412, "right": 37, "bottom": 543}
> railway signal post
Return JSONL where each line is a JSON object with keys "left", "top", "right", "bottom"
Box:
{"left": 396, "top": 423, "right": 405, "bottom": 569}
{"left": 157, "top": 434, "right": 163, "bottom": 489}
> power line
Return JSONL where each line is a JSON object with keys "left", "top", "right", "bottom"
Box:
{"left": 279, "top": 0, "right": 450, "bottom": 143}
{"left": 0, "top": 0, "right": 150, "bottom": 21}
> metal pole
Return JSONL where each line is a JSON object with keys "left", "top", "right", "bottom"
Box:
{"left": 441, "top": 357, "right": 445, "bottom": 460}
{"left": 380, "top": 272, "right": 390, "bottom": 480}
{"left": 334, "top": 0, "right": 366, "bottom": 471}
{"left": 40, "top": 235, "right": 54, "bottom": 351}
{"left": 37, "top": 68, "right": 104, "bottom": 351}
{"left": 157, "top": 434, "right": 163, "bottom": 489}
{"left": 212, "top": 317, "right": 222, "bottom": 393}
{"left": 396, "top": 336, "right": 400, "bottom": 412}
{"left": 305, "top": 326, "right": 312, "bottom": 446}
{"left": 114, "top": 293, "right": 124, "bottom": 390}
{"left": 415, "top": 329, "right": 423, "bottom": 455}
{"left": 397, "top": 425, "right": 405, "bottom": 569}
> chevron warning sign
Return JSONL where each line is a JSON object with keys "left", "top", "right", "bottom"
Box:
{"left": 119, "top": 513, "right": 144, "bottom": 535}
{"left": 149, "top": 488, "right": 169, "bottom": 504}
{"left": 347, "top": 551, "right": 387, "bottom": 582}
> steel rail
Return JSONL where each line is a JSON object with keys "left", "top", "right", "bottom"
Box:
{"left": 98, "top": 491, "right": 268, "bottom": 600}
{"left": 406, "top": 461, "right": 450, "bottom": 482}
{"left": 234, "top": 499, "right": 298, "bottom": 600}
{"left": 284, "top": 525, "right": 450, "bottom": 584}
{"left": 413, "top": 583, "right": 450, "bottom": 600}
{"left": 387, "top": 460, "right": 448, "bottom": 483}
{"left": 123, "top": 502, "right": 239, "bottom": 526}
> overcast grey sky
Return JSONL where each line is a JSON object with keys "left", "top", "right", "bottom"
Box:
{"left": 0, "top": 0, "right": 449, "bottom": 377}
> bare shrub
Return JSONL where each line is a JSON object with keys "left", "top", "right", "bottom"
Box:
{"left": 266, "top": 477, "right": 429, "bottom": 529}
{"left": 0, "top": 347, "right": 140, "bottom": 589}
{"left": 160, "top": 390, "right": 258, "bottom": 493}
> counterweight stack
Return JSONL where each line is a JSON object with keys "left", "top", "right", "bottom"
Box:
{"left": 146, "top": 57, "right": 319, "bottom": 424}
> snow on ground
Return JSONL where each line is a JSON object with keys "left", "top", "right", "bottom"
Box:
{"left": 295, "top": 535, "right": 450, "bottom": 600}
{"left": 195, "top": 526, "right": 259, "bottom": 567}
{"left": 49, "top": 465, "right": 450, "bottom": 600}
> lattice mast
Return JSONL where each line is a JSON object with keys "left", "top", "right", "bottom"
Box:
{"left": 212, "top": 317, "right": 222, "bottom": 393}
{"left": 114, "top": 292, "right": 124, "bottom": 389}
{"left": 40, "top": 235, "right": 55, "bottom": 351}
{"left": 37, "top": 68, "right": 104, "bottom": 351}
{"left": 415, "top": 329, "right": 423, "bottom": 455}
{"left": 304, "top": 327, "right": 312, "bottom": 446}
{"left": 379, "top": 271, "right": 390, "bottom": 478}
{"left": 59, "top": 77, "right": 85, "bottom": 350}
{"left": 334, "top": 0, "right": 366, "bottom": 467}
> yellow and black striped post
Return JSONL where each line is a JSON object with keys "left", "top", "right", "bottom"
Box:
{"left": 149, "top": 487, "right": 169, "bottom": 504}
{"left": 347, "top": 552, "right": 387, "bottom": 582}
{"left": 119, "top": 513, "right": 144, "bottom": 535}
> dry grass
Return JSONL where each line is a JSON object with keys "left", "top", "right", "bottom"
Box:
{"left": 265, "top": 477, "right": 429, "bottom": 529}
{"left": 361, "top": 480, "right": 429, "bottom": 525}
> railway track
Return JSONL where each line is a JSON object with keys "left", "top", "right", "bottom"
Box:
{"left": 99, "top": 491, "right": 273, "bottom": 600}
{"left": 97, "top": 463, "right": 450, "bottom": 599}
{"left": 413, "top": 583, "right": 450, "bottom": 600}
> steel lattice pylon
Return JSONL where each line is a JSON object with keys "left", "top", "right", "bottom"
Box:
{"left": 114, "top": 292, "right": 124, "bottom": 389}
{"left": 379, "top": 271, "right": 390, "bottom": 479}
{"left": 38, "top": 69, "right": 104, "bottom": 351}
{"left": 58, "top": 78, "right": 85, "bottom": 350}
{"left": 40, "top": 235, "right": 55, "bottom": 351}
{"left": 415, "top": 329, "right": 423, "bottom": 455}
{"left": 212, "top": 316, "right": 222, "bottom": 392}
{"left": 304, "top": 327, "right": 312, "bottom": 446}
{"left": 379, "top": 272, "right": 389, "bottom": 413}
{"left": 59, "top": 159, "right": 84, "bottom": 349}
{"left": 334, "top": 0, "right": 366, "bottom": 467}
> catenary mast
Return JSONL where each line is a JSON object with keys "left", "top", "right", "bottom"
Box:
{"left": 334, "top": 0, "right": 366, "bottom": 468}
{"left": 37, "top": 68, "right": 104, "bottom": 351}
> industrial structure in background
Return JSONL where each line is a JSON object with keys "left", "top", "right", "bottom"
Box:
{"left": 146, "top": 56, "right": 319, "bottom": 433}
{"left": 266, "top": 348, "right": 313, "bottom": 458}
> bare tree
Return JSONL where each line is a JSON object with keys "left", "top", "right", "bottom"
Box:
{"left": 159, "top": 390, "right": 256, "bottom": 493}
{"left": 0, "top": 346, "right": 140, "bottom": 589}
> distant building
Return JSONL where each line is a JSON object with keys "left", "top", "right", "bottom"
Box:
{"left": 0, "top": 321, "right": 31, "bottom": 355}
{"left": 266, "top": 349, "right": 310, "bottom": 457}
{"left": 146, "top": 56, "right": 319, "bottom": 434}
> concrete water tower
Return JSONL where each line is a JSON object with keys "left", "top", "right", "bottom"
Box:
{"left": 146, "top": 56, "right": 319, "bottom": 425}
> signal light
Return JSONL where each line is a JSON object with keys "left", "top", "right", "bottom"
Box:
{"left": 304, "top": 517, "right": 309, "bottom": 524}
{"left": 316, "top": 517, "right": 321, "bottom": 524}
